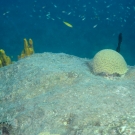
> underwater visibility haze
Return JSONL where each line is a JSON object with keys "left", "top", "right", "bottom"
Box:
{"left": 1, "top": 0, "right": 135, "bottom": 134}
{"left": 0, "top": 0, "right": 135, "bottom": 65}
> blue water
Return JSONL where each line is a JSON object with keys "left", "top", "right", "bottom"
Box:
{"left": 0, "top": 0, "right": 135, "bottom": 65}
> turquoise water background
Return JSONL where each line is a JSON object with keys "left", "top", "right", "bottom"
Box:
{"left": 0, "top": 0, "right": 135, "bottom": 65}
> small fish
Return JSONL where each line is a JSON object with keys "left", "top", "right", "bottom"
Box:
{"left": 63, "top": 21, "right": 73, "bottom": 28}
{"left": 68, "top": 12, "right": 71, "bottom": 15}
{"left": 116, "top": 33, "right": 122, "bottom": 53}
{"left": 54, "top": 5, "right": 57, "bottom": 8}
{"left": 82, "top": 17, "right": 86, "bottom": 21}
{"left": 93, "top": 24, "right": 97, "bottom": 28}
{"left": 3, "top": 11, "right": 10, "bottom": 15}
{"left": 106, "top": 4, "right": 112, "bottom": 8}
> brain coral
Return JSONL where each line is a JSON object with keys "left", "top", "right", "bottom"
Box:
{"left": 92, "top": 49, "right": 128, "bottom": 75}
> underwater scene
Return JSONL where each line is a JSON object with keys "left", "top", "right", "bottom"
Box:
{"left": 0, "top": 0, "right": 135, "bottom": 65}
{"left": 1, "top": 0, "right": 135, "bottom": 135}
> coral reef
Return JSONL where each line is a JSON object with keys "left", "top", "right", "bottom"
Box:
{"left": 18, "top": 38, "right": 34, "bottom": 59}
{"left": 92, "top": 49, "right": 128, "bottom": 76}
{"left": 0, "top": 49, "right": 12, "bottom": 67}
{"left": 0, "top": 52, "right": 135, "bottom": 134}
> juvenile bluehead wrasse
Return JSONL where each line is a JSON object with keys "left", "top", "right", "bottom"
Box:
{"left": 63, "top": 21, "right": 73, "bottom": 28}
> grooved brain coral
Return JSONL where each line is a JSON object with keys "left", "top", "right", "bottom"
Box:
{"left": 92, "top": 49, "right": 128, "bottom": 75}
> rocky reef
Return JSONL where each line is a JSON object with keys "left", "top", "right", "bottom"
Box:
{"left": 0, "top": 52, "right": 135, "bottom": 135}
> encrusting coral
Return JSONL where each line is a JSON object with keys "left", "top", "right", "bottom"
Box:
{"left": 0, "top": 49, "right": 12, "bottom": 67}
{"left": 18, "top": 38, "right": 34, "bottom": 59}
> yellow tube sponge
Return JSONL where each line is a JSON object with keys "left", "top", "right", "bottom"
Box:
{"left": 18, "top": 38, "right": 34, "bottom": 59}
{"left": 0, "top": 60, "right": 2, "bottom": 67}
{"left": 0, "top": 49, "right": 12, "bottom": 67}
{"left": 92, "top": 49, "right": 128, "bottom": 76}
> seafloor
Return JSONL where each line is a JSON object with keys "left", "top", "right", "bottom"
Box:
{"left": 0, "top": 52, "right": 135, "bottom": 135}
